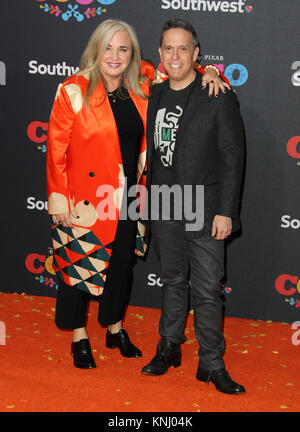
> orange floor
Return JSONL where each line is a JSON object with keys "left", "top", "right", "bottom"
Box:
{"left": 0, "top": 291, "right": 299, "bottom": 412}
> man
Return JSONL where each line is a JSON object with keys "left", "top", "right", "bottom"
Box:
{"left": 141, "top": 19, "right": 245, "bottom": 395}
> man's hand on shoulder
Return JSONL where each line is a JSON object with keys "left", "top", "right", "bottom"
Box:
{"left": 211, "top": 215, "right": 232, "bottom": 240}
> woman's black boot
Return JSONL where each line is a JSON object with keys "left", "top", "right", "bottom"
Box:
{"left": 71, "top": 339, "right": 96, "bottom": 369}
{"left": 106, "top": 329, "right": 142, "bottom": 358}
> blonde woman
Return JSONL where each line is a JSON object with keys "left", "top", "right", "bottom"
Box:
{"left": 47, "top": 19, "right": 224, "bottom": 369}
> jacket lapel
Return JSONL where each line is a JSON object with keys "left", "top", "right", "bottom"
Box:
{"left": 146, "top": 81, "right": 168, "bottom": 172}
{"left": 174, "top": 72, "right": 204, "bottom": 150}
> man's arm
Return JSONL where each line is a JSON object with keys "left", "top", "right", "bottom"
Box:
{"left": 212, "top": 91, "right": 245, "bottom": 239}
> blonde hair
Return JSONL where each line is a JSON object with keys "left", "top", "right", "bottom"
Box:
{"left": 78, "top": 19, "right": 147, "bottom": 105}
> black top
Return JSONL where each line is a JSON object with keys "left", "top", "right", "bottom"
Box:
{"left": 107, "top": 88, "right": 144, "bottom": 191}
{"left": 152, "top": 80, "right": 195, "bottom": 188}
{"left": 151, "top": 80, "right": 195, "bottom": 221}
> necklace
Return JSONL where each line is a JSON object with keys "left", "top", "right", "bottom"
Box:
{"left": 107, "top": 89, "right": 117, "bottom": 103}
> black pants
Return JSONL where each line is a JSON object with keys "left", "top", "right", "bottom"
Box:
{"left": 55, "top": 279, "right": 90, "bottom": 330}
{"left": 151, "top": 220, "right": 225, "bottom": 370}
{"left": 55, "top": 218, "right": 137, "bottom": 329}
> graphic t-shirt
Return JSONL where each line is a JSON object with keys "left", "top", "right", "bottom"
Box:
{"left": 152, "top": 80, "right": 195, "bottom": 219}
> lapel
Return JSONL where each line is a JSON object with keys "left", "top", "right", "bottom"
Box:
{"left": 174, "top": 71, "right": 205, "bottom": 149}
{"left": 146, "top": 80, "right": 168, "bottom": 171}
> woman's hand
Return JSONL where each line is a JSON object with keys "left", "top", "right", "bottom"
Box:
{"left": 52, "top": 209, "right": 79, "bottom": 228}
{"left": 202, "top": 67, "right": 231, "bottom": 97}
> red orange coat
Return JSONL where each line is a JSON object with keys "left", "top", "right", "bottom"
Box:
{"left": 47, "top": 67, "right": 153, "bottom": 295}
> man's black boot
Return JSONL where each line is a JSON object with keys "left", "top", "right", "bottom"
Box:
{"left": 141, "top": 338, "right": 181, "bottom": 376}
{"left": 196, "top": 367, "right": 245, "bottom": 394}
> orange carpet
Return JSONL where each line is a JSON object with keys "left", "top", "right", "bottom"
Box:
{"left": 0, "top": 291, "right": 299, "bottom": 412}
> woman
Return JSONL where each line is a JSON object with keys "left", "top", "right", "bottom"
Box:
{"left": 47, "top": 19, "right": 226, "bottom": 369}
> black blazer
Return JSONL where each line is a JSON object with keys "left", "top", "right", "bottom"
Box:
{"left": 145, "top": 71, "right": 245, "bottom": 235}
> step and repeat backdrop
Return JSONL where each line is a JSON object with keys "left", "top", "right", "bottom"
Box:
{"left": 1, "top": 0, "right": 299, "bottom": 323}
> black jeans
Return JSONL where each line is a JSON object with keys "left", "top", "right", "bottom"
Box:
{"left": 151, "top": 220, "right": 225, "bottom": 370}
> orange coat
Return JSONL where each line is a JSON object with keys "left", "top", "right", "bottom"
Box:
{"left": 47, "top": 68, "right": 153, "bottom": 296}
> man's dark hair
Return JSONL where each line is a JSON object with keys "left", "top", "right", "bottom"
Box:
{"left": 159, "top": 18, "right": 200, "bottom": 52}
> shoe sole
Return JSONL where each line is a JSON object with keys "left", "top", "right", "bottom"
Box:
{"left": 141, "top": 360, "right": 181, "bottom": 376}
{"left": 213, "top": 385, "right": 246, "bottom": 395}
{"left": 71, "top": 353, "right": 97, "bottom": 369}
{"left": 196, "top": 374, "right": 246, "bottom": 394}
{"left": 106, "top": 343, "right": 142, "bottom": 358}
{"left": 73, "top": 363, "right": 97, "bottom": 369}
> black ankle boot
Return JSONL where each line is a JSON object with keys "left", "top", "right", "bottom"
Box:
{"left": 141, "top": 338, "right": 181, "bottom": 376}
{"left": 196, "top": 367, "right": 245, "bottom": 394}
{"left": 106, "top": 329, "right": 142, "bottom": 358}
{"left": 71, "top": 339, "right": 96, "bottom": 369}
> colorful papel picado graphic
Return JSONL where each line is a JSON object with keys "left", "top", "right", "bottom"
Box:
{"left": 36, "top": 0, "right": 117, "bottom": 22}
